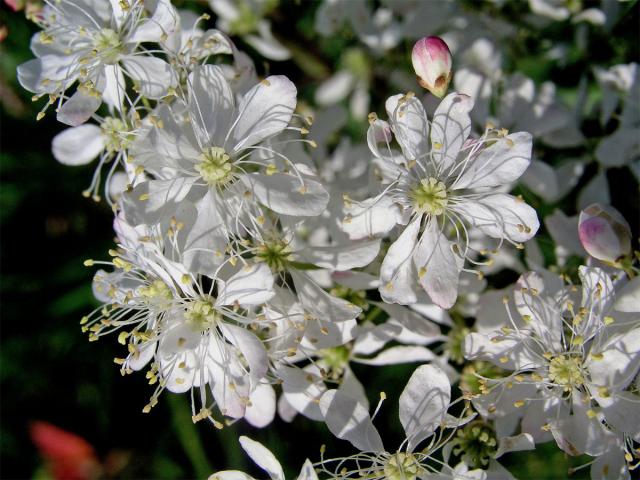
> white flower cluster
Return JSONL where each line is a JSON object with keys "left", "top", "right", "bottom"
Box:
{"left": 16, "top": 1, "right": 639, "bottom": 479}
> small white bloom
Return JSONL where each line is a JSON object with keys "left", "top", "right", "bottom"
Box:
{"left": 348, "top": 92, "right": 538, "bottom": 308}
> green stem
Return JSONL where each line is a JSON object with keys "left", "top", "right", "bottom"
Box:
{"left": 167, "top": 394, "right": 213, "bottom": 479}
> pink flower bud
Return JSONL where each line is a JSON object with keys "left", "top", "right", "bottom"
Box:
{"left": 411, "top": 36, "right": 453, "bottom": 98}
{"left": 578, "top": 204, "right": 632, "bottom": 264}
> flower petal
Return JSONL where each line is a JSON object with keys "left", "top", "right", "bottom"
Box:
{"left": 430, "top": 93, "right": 474, "bottom": 173}
{"left": 188, "top": 65, "right": 235, "bottom": 147}
{"left": 452, "top": 132, "right": 532, "bottom": 189}
{"left": 239, "top": 436, "right": 284, "bottom": 480}
{"left": 242, "top": 173, "right": 329, "bottom": 217}
{"left": 319, "top": 389, "right": 384, "bottom": 452}
{"left": 121, "top": 56, "right": 177, "bottom": 99}
{"left": 385, "top": 93, "right": 429, "bottom": 161}
{"left": 52, "top": 125, "right": 103, "bottom": 165}
{"left": 399, "top": 364, "right": 450, "bottom": 451}
{"left": 216, "top": 263, "right": 275, "bottom": 306}
{"left": 231, "top": 76, "right": 296, "bottom": 152}
{"left": 379, "top": 216, "right": 421, "bottom": 304}
{"left": 413, "top": 219, "right": 461, "bottom": 309}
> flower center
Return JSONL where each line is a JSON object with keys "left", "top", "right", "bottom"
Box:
{"left": 451, "top": 422, "right": 498, "bottom": 468}
{"left": 92, "top": 28, "right": 123, "bottom": 64}
{"left": 195, "top": 147, "right": 235, "bottom": 188}
{"left": 548, "top": 354, "right": 584, "bottom": 390}
{"left": 319, "top": 345, "right": 350, "bottom": 380}
{"left": 409, "top": 177, "right": 448, "bottom": 215}
{"left": 101, "top": 117, "right": 130, "bottom": 152}
{"left": 256, "top": 240, "right": 293, "bottom": 272}
{"left": 383, "top": 453, "right": 420, "bottom": 480}
{"left": 184, "top": 298, "right": 219, "bottom": 332}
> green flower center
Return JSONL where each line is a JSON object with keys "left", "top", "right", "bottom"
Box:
{"left": 92, "top": 28, "right": 123, "bottom": 64}
{"left": 383, "top": 453, "right": 421, "bottom": 480}
{"left": 195, "top": 147, "right": 235, "bottom": 188}
{"left": 319, "top": 345, "right": 350, "bottom": 380}
{"left": 548, "top": 354, "right": 584, "bottom": 390}
{"left": 447, "top": 323, "right": 471, "bottom": 365}
{"left": 256, "top": 240, "right": 294, "bottom": 272}
{"left": 452, "top": 422, "right": 498, "bottom": 468}
{"left": 101, "top": 117, "right": 131, "bottom": 152}
{"left": 184, "top": 299, "right": 219, "bottom": 332}
{"left": 409, "top": 177, "right": 448, "bottom": 215}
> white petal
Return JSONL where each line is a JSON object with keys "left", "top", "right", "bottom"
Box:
{"left": 244, "top": 22, "right": 291, "bottom": 61}
{"left": 291, "top": 270, "right": 361, "bottom": 322}
{"left": 456, "top": 193, "right": 539, "bottom": 243}
{"left": 17, "top": 55, "right": 78, "bottom": 94}
{"left": 319, "top": 389, "right": 384, "bottom": 452}
{"left": 216, "top": 263, "right": 274, "bottom": 306}
{"left": 242, "top": 173, "right": 329, "bottom": 217}
{"left": 588, "top": 328, "right": 640, "bottom": 390}
{"left": 57, "top": 89, "right": 102, "bottom": 127}
{"left": 231, "top": 75, "right": 296, "bottom": 152}
{"left": 452, "top": 132, "right": 532, "bottom": 189}
{"left": 399, "top": 364, "right": 450, "bottom": 451}
{"left": 124, "top": 177, "right": 195, "bottom": 225}
{"left": 121, "top": 56, "right": 177, "bottom": 99}
{"left": 614, "top": 276, "right": 640, "bottom": 313}
{"left": 413, "top": 219, "right": 461, "bottom": 309}
{"left": 430, "top": 93, "right": 474, "bottom": 173}
{"left": 342, "top": 196, "right": 402, "bottom": 240}
{"left": 101, "top": 64, "right": 126, "bottom": 111}
{"left": 521, "top": 159, "right": 559, "bottom": 202}
{"left": 354, "top": 345, "right": 435, "bottom": 365}
{"left": 52, "top": 125, "right": 103, "bottom": 165}
{"left": 494, "top": 433, "right": 535, "bottom": 459}
{"left": 188, "top": 65, "right": 234, "bottom": 147}
{"left": 590, "top": 445, "right": 631, "bottom": 480}
{"left": 279, "top": 366, "right": 325, "bottom": 421}
{"left": 245, "top": 383, "right": 276, "bottom": 428}
{"left": 209, "top": 472, "right": 255, "bottom": 480}
{"left": 176, "top": 194, "right": 227, "bottom": 276}
{"left": 219, "top": 323, "right": 269, "bottom": 385}
{"left": 385, "top": 93, "right": 429, "bottom": 161}
{"left": 297, "top": 239, "right": 380, "bottom": 270}
{"left": 315, "top": 71, "right": 355, "bottom": 105}
{"left": 129, "top": 0, "right": 178, "bottom": 43}
{"left": 239, "top": 436, "right": 284, "bottom": 480}
{"left": 296, "top": 460, "right": 318, "bottom": 480}
{"left": 379, "top": 216, "right": 420, "bottom": 304}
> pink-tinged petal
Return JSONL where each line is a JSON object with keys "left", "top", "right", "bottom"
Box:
{"left": 578, "top": 203, "right": 632, "bottom": 263}
{"left": 412, "top": 36, "right": 452, "bottom": 98}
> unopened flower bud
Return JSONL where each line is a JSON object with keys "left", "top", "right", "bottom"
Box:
{"left": 411, "top": 36, "right": 452, "bottom": 98}
{"left": 578, "top": 204, "right": 632, "bottom": 264}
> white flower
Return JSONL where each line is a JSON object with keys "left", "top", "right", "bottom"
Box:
{"left": 315, "top": 364, "right": 488, "bottom": 479}
{"left": 464, "top": 267, "right": 640, "bottom": 464}
{"left": 18, "top": 0, "right": 179, "bottom": 125}
{"left": 51, "top": 115, "right": 139, "bottom": 202}
{"left": 84, "top": 215, "right": 277, "bottom": 427}
{"left": 125, "top": 65, "right": 328, "bottom": 273}
{"left": 346, "top": 92, "right": 538, "bottom": 308}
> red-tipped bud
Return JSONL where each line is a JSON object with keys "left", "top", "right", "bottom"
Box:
{"left": 578, "top": 204, "right": 632, "bottom": 264}
{"left": 411, "top": 36, "right": 453, "bottom": 98}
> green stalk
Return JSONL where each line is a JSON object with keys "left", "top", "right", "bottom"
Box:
{"left": 167, "top": 394, "right": 213, "bottom": 479}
